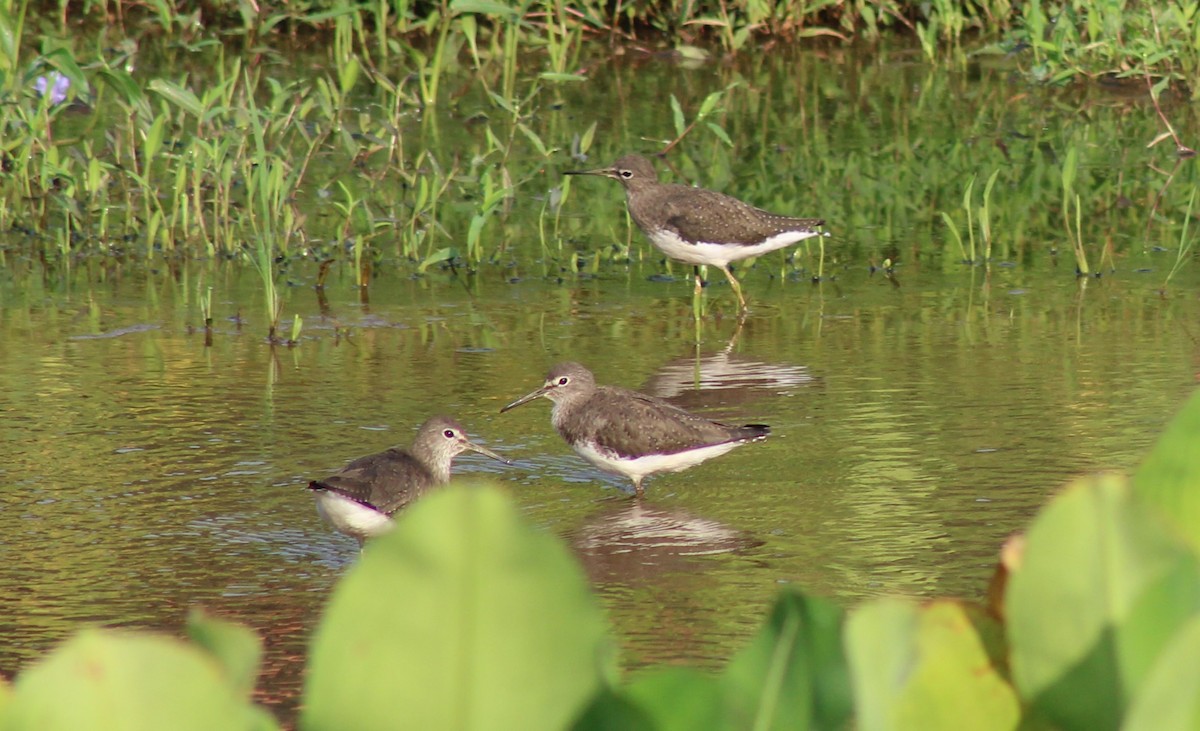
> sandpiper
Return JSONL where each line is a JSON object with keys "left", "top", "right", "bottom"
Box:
{"left": 500, "top": 362, "right": 769, "bottom": 496}
{"left": 566, "top": 154, "right": 825, "bottom": 311}
{"left": 308, "top": 416, "right": 509, "bottom": 547}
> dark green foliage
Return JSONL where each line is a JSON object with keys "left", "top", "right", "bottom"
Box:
{"left": 723, "top": 590, "right": 852, "bottom": 731}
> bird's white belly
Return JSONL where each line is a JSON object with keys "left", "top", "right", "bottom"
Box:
{"left": 573, "top": 440, "right": 743, "bottom": 481}
{"left": 314, "top": 491, "right": 395, "bottom": 541}
{"left": 646, "top": 228, "right": 820, "bottom": 266}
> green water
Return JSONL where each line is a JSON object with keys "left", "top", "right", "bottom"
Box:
{"left": 1, "top": 41, "right": 1198, "bottom": 724}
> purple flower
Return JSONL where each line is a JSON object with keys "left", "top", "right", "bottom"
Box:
{"left": 34, "top": 72, "right": 71, "bottom": 106}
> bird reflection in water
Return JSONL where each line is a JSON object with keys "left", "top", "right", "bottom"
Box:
{"left": 567, "top": 497, "right": 761, "bottom": 586}
{"left": 641, "top": 329, "right": 815, "bottom": 411}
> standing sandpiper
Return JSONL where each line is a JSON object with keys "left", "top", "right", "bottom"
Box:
{"left": 308, "top": 416, "right": 509, "bottom": 547}
{"left": 500, "top": 362, "right": 769, "bottom": 496}
{"left": 566, "top": 154, "right": 825, "bottom": 311}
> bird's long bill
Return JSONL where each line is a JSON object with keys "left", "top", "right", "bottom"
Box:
{"left": 466, "top": 440, "right": 512, "bottom": 465}
{"left": 563, "top": 165, "right": 615, "bottom": 179}
{"left": 499, "top": 385, "right": 551, "bottom": 413}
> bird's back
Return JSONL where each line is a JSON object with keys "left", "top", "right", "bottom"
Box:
{"left": 309, "top": 448, "right": 438, "bottom": 516}
{"left": 556, "top": 385, "right": 768, "bottom": 459}
{"left": 630, "top": 182, "right": 823, "bottom": 247}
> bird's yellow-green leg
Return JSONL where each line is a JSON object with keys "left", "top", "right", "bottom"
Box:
{"left": 722, "top": 265, "right": 748, "bottom": 312}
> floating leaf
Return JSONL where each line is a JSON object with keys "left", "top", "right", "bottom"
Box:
{"left": 626, "top": 668, "right": 723, "bottom": 731}
{"left": 1006, "top": 474, "right": 1200, "bottom": 731}
{"left": 186, "top": 609, "right": 263, "bottom": 699}
{"left": 846, "top": 598, "right": 1018, "bottom": 731}
{"left": 1124, "top": 614, "right": 1200, "bottom": 731}
{"left": 1133, "top": 389, "right": 1200, "bottom": 552}
{"left": 1, "top": 629, "right": 277, "bottom": 731}
{"left": 302, "top": 483, "right": 617, "bottom": 731}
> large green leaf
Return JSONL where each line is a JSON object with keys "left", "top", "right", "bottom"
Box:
{"left": 574, "top": 668, "right": 723, "bottom": 731}
{"left": 628, "top": 668, "right": 724, "bottom": 731}
{"left": 1123, "top": 614, "right": 1200, "bottom": 731}
{"left": 301, "top": 482, "right": 617, "bottom": 731}
{"left": 845, "top": 598, "right": 1018, "bottom": 731}
{"left": 721, "top": 589, "right": 851, "bottom": 731}
{"left": 1006, "top": 475, "right": 1200, "bottom": 731}
{"left": 1133, "top": 388, "right": 1200, "bottom": 552}
{"left": 571, "top": 687, "right": 656, "bottom": 731}
{"left": 186, "top": 608, "right": 263, "bottom": 699}
{"left": 0, "top": 629, "right": 277, "bottom": 731}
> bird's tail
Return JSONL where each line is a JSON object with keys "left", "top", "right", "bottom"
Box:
{"left": 736, "top": 424, "right": 771, "bottom": 440}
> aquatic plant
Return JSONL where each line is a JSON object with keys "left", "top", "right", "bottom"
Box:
{"left": 1004, "top": 0, "right": 1200, "bottom": 88}
{"left": 0, "top": 13, "right": 1196, "bottom": 294}
{"left": 1060, "top": 144, "right": 1091, "bottom": 275}
{"left": 1163, "top": 188, "right": 1197, "bottom": 290}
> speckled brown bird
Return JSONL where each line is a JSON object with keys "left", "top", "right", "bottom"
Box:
{"left": 308, "top": 416, "right": 509, "bottom": 547}
{"left": 500, "top": 362, "right": 769, "bottom": 496}
{"left": 566, "top": 154, "right": 825, "bottom": 311}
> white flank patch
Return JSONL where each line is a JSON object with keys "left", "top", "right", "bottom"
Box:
{"left": 573, "top": 440, "right": 744, "bottom": 483}
{"left": 647, "top": 228, "right": 820, "bottom": 267}
{"left": 313, "top": 491, "right": 395, "bottom": 541}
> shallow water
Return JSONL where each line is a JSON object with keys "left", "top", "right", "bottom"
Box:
{"left": 3, "top": 35, "right": 1200, "bottom": 725}
{"left": 2, "top": 257, "right": 1196, "bottom": 720}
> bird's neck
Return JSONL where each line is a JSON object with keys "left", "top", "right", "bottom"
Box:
{"left": 427, "top": 460, "right": 452, "bottom": 484}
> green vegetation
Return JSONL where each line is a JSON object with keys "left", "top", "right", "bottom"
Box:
{"left": 2, "top": 389, "right": 1200, "bottom": 729}
{"left": 2, "top": 0, "right": 1198, "bottom": 328}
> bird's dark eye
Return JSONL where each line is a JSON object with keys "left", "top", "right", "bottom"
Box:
{"left": 619, "top": 169, "right": 633, "bottom": 178}
{"left": 443, "top": 429, "right": 455, "bottom": 439}
{"left": 557, "top": 376, "right": 569, "bottom": 385}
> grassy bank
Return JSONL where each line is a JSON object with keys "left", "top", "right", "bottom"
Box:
{"left": 10, "top": 0, "right": 1200, "bottom": 81}
{"left": 1, "top": 0, "right": 1197, "bottom": 339}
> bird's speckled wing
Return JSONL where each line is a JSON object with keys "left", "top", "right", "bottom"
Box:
{"left": 558, "top": 386, "right": 766, "bottom": 459}
{"left": 309, "top": 448, "right": 436, "bottom": 516}
{"left": 639, "top": 183, "right": 823, "bottom": 246}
